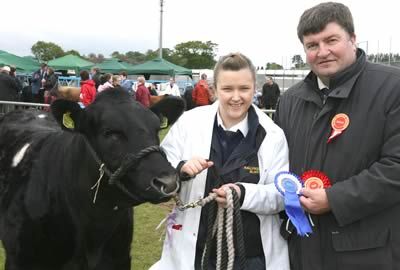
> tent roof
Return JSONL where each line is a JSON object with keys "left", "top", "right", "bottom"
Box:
{"left": 130, "top": 58, "right": 192, "bottom": 77}
{"left": 0, "top": 51, "right": 40, "bottom": 73}
{"left": 97, "top": 59, "right": 136, "bottom": 75}
{"left": 48, "top": 54, "right": 94, "bottom": 72}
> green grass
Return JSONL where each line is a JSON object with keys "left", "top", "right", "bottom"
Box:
{"left": 132, "top": 202, "right": 173, "bottom": 269}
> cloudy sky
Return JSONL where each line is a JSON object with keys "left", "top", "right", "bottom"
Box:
{"left": 1, "top": 0, "right": 398, "bottom": 68}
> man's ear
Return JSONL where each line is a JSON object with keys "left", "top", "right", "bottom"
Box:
{"left": 50, "top": 99, "right": 83, "bottom": 131}
{"left": 150, "top": 96, "right": 185, "bottom": 128}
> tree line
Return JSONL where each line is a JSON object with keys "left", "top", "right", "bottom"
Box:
{"left": 31, "top": 40, "right": 218, "bottom": 69}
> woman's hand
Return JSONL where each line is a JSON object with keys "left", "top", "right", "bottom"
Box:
{"left": 180, "top": 156, "right": 213, "bottom": 177}
{"left": 213, "top": 183, "right": 241, "bottom": 208}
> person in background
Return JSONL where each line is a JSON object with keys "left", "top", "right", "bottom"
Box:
{"left": 112, "top": 75, "right": 121, "bottom": 87}
{"left": 43, "top": 67, "right": 57, "bottom": 104}
{"left": 151, "top": 52, "right": 289, "bottom": 270}
{"left": 252, "top": 88, "right": 262, "bottom": 108}
{"left": 31, "top": 63, "right": 47, "bottom": 103}
{"left": 148, "top": 82, "right": 158, "bottom": 96}
{"left": 135, "top": 76, "right": 150, "bottom": 108}
{"left": 164, "top": 77, "right": 181, "bottom": 96}
{"left": 97, "top": 73, "right": 113, "bottom": 92}
{"left": 192, "top": 73, "right": 210, "bottom": 107}
{"left": 119, "top": 71, "right": 134, "bottom": 96}
{"left": 79, "top": 69, "right": 96, "bottom": 107}
{"left": 208, "top": 83, "right": 217, "bottom": 104}
{"left": 0, "top": 66, "right": 19, "bottom": 113}
{"left": 183, "top": 83, "right": 195, "bottom": 110}
{"left": 261, "top": 76, "right": 280, "bottom": 110}
{"left": 9, "top": 66, "right": 22, "bottom": 100}
{"left": 90, "top": 66, "right": 101, "bottom": 91}
{"left": 275, "top": 2, "right": 400, "bottom": 270}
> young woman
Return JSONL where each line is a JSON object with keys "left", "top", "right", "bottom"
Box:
{"left": 151, "top": 52, "right": 289, "bottom": 270}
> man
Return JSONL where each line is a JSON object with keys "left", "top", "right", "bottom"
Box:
{"left": 192, "top": 73, "right": 210, "bottom": 106}
{"left": 31, "top": 63, "right": 47, "bottom": 103}
{"left": 275, "top": 2, "right": 400, "bottom": 270}
{"left": 119, "top": 71, "right": 134, "bottom": 96}
{"left": 135, "top": 76, "right": 150, "bottom": 108}
{"left": 164, "top": 77, "right": 181, "bottom": 96}
{"left": 90, "top": 66, "right": 101, "bottom": 91}
{"left": 261, "top": 76, "right": 280, "bottom": 109}
{"left": 0, "top": 66, "right": 20, "bottom": 113}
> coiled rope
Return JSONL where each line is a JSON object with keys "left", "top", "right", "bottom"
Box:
{"left": 174, "top": 187, "right": 246, "bottom": 270}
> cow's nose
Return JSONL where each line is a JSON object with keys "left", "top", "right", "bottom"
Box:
{"left": 151, "top": 174, "right": 179, "bottom": 195}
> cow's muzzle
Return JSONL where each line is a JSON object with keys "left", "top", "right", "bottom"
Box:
{"left": 150, "top": 174, "right": 180, "bottom": 196}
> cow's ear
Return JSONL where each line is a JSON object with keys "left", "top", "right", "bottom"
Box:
{"left": 150, "top": 96, "right": 185, "bottom": 128}
{"left": 51, "top": 99, "right": 83, "bottom": 131}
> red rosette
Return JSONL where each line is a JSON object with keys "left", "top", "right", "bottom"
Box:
{"left": 300, "top": 170, "right": 331, "bottom": 189}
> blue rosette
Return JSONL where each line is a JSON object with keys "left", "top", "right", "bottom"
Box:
{"left": 275, "top": 171, "right": 312, "bottom": 236}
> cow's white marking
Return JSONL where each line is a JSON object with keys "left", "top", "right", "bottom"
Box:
{"left": 37, "top": 114, "right": 47, "bottom": 119}
{"left": 12, "top": 143, "right": 31, "bottom": 167}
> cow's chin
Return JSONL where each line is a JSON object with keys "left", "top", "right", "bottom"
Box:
{"left": 115, "top": 172, "right": 179, "bottom": 207}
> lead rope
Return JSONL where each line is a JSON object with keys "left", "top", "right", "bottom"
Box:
{"left": 174, "top": 187, "right": 245, "bottom": 270}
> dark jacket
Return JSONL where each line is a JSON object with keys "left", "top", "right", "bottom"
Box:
{"left": 0, "top": 73, "right": 19, "bottom": 101}
{"left": 196, "top": 107, "right": 266, "bottom": 258}
{"left": 275, "top": 49, "right": 400, "bottom": 270}
{"left": 262, "top": 82, "right": 280, "bottom": 109}
{"left": 31, "top": 68, "right": 47, "bottom": 95}
{"left": 92, "top": 73, "right": 101, "bottom": 91}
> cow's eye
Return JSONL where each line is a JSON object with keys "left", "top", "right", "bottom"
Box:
{"left": 102, "top": 128, "right": 125, "bottom": 141}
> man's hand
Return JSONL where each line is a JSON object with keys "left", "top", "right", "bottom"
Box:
{"left": 213, "top": 183, "right": 241, "bottom": 208}
{"left": 180, "top": 156, "right": 213, "bottom": 177}
{"left": 299, "top": 188, "right": 331, "bottom": 214}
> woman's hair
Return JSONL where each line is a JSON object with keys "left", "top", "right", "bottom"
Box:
{"left": 100, "top": 73, "right": 112, "bottom": 84}
{"left": 112, "top": 75, "right": 121, "bottom": 85}
{"left": 80, "top": 70, "right": 89, "bottom": 81}
{"left": 213, "top": 52, "right": 256, "bottom": 87}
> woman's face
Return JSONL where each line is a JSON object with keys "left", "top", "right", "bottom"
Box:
{"left": 215, "top": 68, "right": 255, "bottom": 128}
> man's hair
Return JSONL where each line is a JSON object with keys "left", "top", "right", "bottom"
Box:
{"left": 213, "top": 52, "right": 256, "bottom": 87}
{"left": 201, "top": 73, "right": 207, "bottom": 80}
{"left": 119, "top": 71, "right": 127, "bottom": 77}
{"left": 91, "top": 66, "right": 100, "bottom": 73}
{"left": 80, "top": 70, "right": 90, "bottom": 81}
{"left": 297, "top": 2, "right": 354, "bottom": 43}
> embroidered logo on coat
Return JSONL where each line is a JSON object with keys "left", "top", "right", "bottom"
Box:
{"left": 243, "top": 166, "right": 259, "bottom": 174}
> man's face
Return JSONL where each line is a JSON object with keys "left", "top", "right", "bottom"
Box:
{"left": 303, "top": 22, "right": 357, "bottom": 80}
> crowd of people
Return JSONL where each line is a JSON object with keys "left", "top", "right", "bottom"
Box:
{"left": 2, "top": 2, "right": 400, "bottom": 270}
{"left": 0, "top": 61, "right": 222, "bottom": 111}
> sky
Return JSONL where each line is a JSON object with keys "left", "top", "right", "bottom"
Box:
{"left": 1, "top": 0, "right": 399, "bottom": 69}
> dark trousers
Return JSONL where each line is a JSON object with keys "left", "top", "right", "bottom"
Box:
{"left": 194, "top": 251, "right": 265, "bottom": 270}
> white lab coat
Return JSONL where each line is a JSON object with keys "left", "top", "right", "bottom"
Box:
{"left": 150, "top": 102, "right": 290, "bottom": 270}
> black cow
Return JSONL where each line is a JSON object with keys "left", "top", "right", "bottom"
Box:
{"left": 0, "top": 88, "right": 185, "bottom": 270}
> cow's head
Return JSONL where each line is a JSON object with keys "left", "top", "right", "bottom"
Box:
{"left": 51, "top": 87, "right": 185, "bottom": 207}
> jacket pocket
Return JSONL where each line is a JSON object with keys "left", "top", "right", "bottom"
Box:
{"left": 332, "top": 228, "right": 392, "bottom": 270}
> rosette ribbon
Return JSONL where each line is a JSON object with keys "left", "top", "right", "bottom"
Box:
{"left": 275, "top": 171, "right": 313, "bottom": 236}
